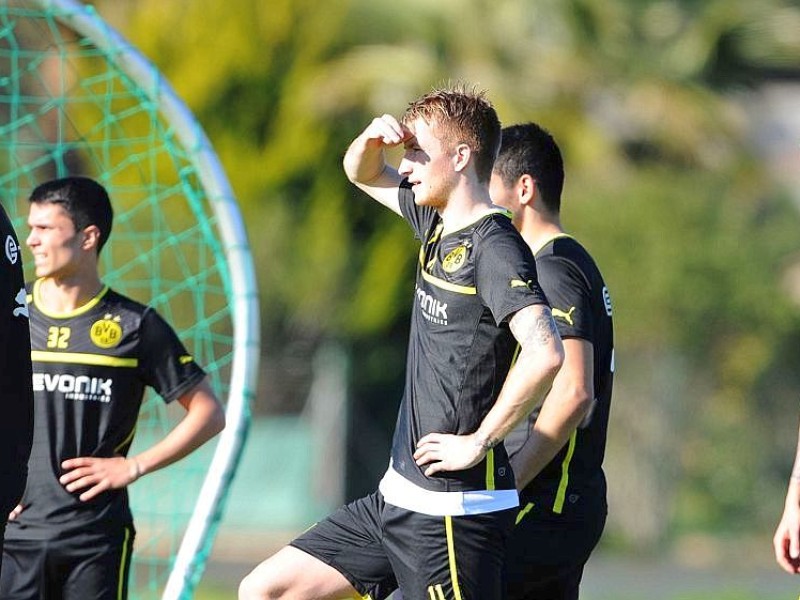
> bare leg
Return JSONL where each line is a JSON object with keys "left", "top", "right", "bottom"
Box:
{"left": 239, "top": 546, "right": 363, "bottom": 600}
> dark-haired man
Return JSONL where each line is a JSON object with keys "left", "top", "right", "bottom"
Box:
{"left": 1, "top": 176, "right": 225, "bottom": 600}
{"left": 491, "top": 122, "right": 615, "bottom": 600}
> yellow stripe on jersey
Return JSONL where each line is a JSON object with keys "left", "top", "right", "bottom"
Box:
{"left": 420, "top": 269, "right": 477, "bottom": 295}
{"left": 485, "top": 447, "right": 495, "bottom": 490}
{"left": 33, "top": 279, "right": 110, "bottom": 319}
{"left": 444, "top": 516, "right": 464, "bottom": 600}
{"left": 515, "top": 502, "right": 535, "bottom": 525}
{"left": 117, "top": 526, "right": 132, "bottom": 600}
{"left": 553, "top": 430, "right": 578, "bottom": 514}
{"left": 426, "top": 584, "right": 445, "bottom": 600}
{"left": 114, "top": 425, "right": 138, "bottom": 454}
{"left": 31, "top": 350, "right": 138, "bottom": 368}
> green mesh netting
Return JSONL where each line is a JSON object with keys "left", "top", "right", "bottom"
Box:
{"left": 0, "top": 2, "right": 257, "bottom": 598}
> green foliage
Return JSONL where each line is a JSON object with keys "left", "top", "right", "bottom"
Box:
{"left": 99, "top": 0, "right": 800, "bottom": 545}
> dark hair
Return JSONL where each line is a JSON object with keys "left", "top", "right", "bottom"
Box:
{"left": 402, "top": 83, "right": 501, "bottom": 184}
{"left": 29, "top": 176, "right": 113, "bottom": 253}
{"left": 494, "top": 123, "right": 564, "bottom": 214}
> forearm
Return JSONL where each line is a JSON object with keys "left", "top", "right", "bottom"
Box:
{"left": 510, "top": 337, "right": 594, "bottom": 489}
{"left": 786, "top": 427, "right": 800, "bottom": 507}
{"left": 510, "top": 386, "right": 592, "bottom": 489}
{"left": 343, "top": 132, "right": 389, "bottom": 185}
{"left": 133, "top": 387, "right": 224, "bottom": 477}
{"left": 474, "top": 332, "right": 563, "bottom": 451}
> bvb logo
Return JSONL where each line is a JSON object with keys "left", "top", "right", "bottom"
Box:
{"left": 442, "top": 245, "right": 468, "bottom": 273}
{"left": 90, "top": 315, "right": 123, "bottom": 349}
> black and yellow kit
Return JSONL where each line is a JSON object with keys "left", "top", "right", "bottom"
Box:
{"left": 293, "top": 181, "right": 549, "bottom": 600}
{"left": 1, "top": 279, "right": 205, "bottom": 599}
{"left": 0, "top": 205, "right": 33, "bottom": 562}
{"left": 382, "top": 181, "right": 548, "bottom": 505}
{"left": 504, "top": 234, "right": 614, "bottom": 600}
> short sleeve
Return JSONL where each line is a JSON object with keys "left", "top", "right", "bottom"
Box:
{"left": 535, "top": 255, "right": 593, "bottom": 341}
{"left": 138, "top": 308, "right": 206, "bottom": 403}
{"left": 398, "top": 179, "right": 437, "bottom": 241}
{"left": 474, "top": 226, "right": 549, "bottom": 325}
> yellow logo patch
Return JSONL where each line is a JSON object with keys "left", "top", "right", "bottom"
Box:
{"left": 552, "top": 306, "right": 577, "bottom": 326}
{"left": 442, "top": 245, "right": 468, "bottom": 273}
{"left": 90, "top": 315, "right": 123, "bottom": 349}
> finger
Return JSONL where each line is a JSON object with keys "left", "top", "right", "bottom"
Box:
{"left": 414, "top": 448, "right": 438, "bottom": 466}
{"left": 370, "top": 117, "right": 403, "bottom": 145}
{"left": 775, "top": 534, "right": 794, "bottom": 574}
{"left": 424, "top": 462, "right": 443, "bottom": 477}
{"left": 416, "top": 433, "right": 441, "bottom": 447}
{"left": 790, "top": 527, "right": 800, "bottom": 560}
{"left": 59, "top": 467, "right": 94, "bottom": 485}
{"left": 61, "top": 456, "right": 95, "bottom": 469}
{"left": 8, "top": 504, "right": 23, "bottom": 521}
{"left": 64, "top": 474, "right": 98, "bottom": 493}
{"left": 79, "top": 483, "right": 106, "bottom": 502}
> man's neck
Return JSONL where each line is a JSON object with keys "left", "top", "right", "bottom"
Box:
{"left": 36, "top": 274, "right": 104, "bottom": 314}
{"left": 519, "top": 217, "right": 566, "bottom": 256}
{"left": 438, "top": 181, "right": 496, "bottom": 235}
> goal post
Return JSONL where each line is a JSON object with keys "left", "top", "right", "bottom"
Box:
{"left": 0, "top": 1, "right": 260, "bottom": 598}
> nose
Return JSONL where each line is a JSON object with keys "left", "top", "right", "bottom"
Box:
{"left": 26, "top": 230, "right": 38, "bottom": 248}
{"left": 398, "top": 157, "right": 412, "bottom": 177}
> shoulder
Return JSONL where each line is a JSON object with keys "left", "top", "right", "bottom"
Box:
{"left": 473, "top": 210, "right": 516, "bottom": 239}
{"left": 101, "top": 288, "right": 149, "bottom": 316}
{"left": 538, "top": 236, "right": 602, "bottom": 277}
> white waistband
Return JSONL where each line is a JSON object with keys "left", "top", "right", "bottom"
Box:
{"left": 378, "top": 464, "right": 518, "bottom": 516}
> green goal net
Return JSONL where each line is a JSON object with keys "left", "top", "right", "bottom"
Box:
{"left": 0, "top": 1, "right": 259, "bottom": 598}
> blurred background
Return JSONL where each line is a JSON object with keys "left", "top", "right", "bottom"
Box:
{"left": 76, "top": 0, "right": 800, "bottom": 597}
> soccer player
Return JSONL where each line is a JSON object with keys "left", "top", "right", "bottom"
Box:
{"left": 0, "top": 176, "right": 226, "bottom": 600}
{"left": 0, "top": 202, "right": 34, "bottom": 577}
{"left": 490, "top": 122, "right": 615, "bottom": 599}
{"left": 238, "top": 85, "right": 564, "bottom": 600}
{"left": 774, "top": 417, "right": 800, "bottom": 574}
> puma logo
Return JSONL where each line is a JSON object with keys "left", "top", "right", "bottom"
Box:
{"left": 552, "top": 306, "right": 576, "bottom": 326}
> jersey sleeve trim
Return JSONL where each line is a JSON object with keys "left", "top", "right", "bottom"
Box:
{"left": 31, "top": 350, "right": 138, "bottom": 368}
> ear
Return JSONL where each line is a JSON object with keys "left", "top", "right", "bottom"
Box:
{"left": 517, "top": 174, "right": 538, "bottom": 207}
{"left": 452, "top": 143, "right": 471, "bottom": 173}
{"left": 81, "top": 225, "right": 102, "bottom": 252}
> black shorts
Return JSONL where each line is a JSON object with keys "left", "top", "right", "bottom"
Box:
{"left": 505, "top": 504, "right": 606, "bottom": 600}
{"left": 291, "top": 490, "right": 516, "bottom": 600}
{"left": 0, "top": 527, "right": 135, "bottom": 600}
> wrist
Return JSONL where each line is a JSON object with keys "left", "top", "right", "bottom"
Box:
{"left": 128, "top": 457, "right": 143, "bottom": 482}
{"left": 474, "top": 432, "right": 498, "bottom": 453}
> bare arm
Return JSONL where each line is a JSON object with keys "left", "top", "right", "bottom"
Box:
{"left": 58, "top": 378, "right": 225, "bottom": 502}
{"left": 414, "top": 303, "right": 564, "bottom": 475}
{"left": 342, "top": 114, "right": 408, "bottom": 215}
{"left": 774, "top": 419, "right": 800, "bottom": 574}
{"left": 509, "top": 338, "right": 594, "bottom": 489}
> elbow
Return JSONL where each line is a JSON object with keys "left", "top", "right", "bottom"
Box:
{"left": 546, "top": 344, "right": 566, "bottom": 382}
{"left": 211, "top": 406, "right": 226, "bottom": 437}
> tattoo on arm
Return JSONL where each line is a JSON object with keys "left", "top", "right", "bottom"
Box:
{"left": 510, "top": 305, "right": 559, "bottom": 348}
{"left": 475, "top": 434, "right": 498, "bottom": 451}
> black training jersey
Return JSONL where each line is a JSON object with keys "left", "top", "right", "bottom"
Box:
{"left": 505, "top": 235, "right": 614, "bottom": 520}
{"left": 0, "top": 205, "right": 33, "bottom": 506}
{"left": 389, "top": 180, "right": 549, "bottom": 494}
{"left": 6, "top": 280, "right": 206, "bottom": 541}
